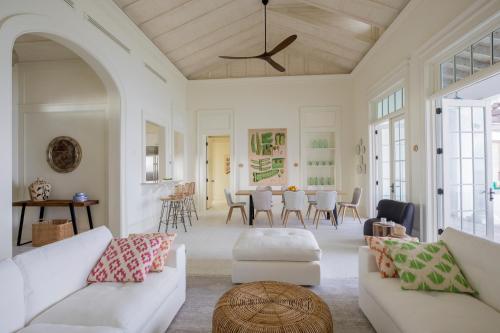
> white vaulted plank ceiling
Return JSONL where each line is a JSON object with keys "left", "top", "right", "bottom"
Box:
{"left": 113, "top": 0, "right": 409, "bottom": 79}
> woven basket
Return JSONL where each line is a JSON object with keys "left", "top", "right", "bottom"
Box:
{"left": 213, "top": 281, "right": 333, "bottom": 333}
{"left": 32, "top": 219, "right": 73, "bottom": 247}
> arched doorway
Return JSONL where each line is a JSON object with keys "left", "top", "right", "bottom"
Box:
{"left": 0, "top": 14, "right": 124, "bottom": 259}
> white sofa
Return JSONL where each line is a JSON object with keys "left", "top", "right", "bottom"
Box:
{"left": 232, "top": 228, "right": 321, "bottom": 285}
{"left": 0, "top": 226, "right": 186, "bottom": 333}
{"left": 358, "top": 227, "right": 500, "bottom": 333}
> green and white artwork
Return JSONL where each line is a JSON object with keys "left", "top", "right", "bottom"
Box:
{"left": 249, "top": 128, "right": 287, "bottom": 185}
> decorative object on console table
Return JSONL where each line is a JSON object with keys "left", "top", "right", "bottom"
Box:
{"left": 73, "top": 192, "right": 88, "bottom": 202}
{"left": 213, "top": 281, "right": 333, "bottom": 333}
{"left": 28, "top": 177, "right": 52, "bottom": 201}
{"left": 46, "top": 136, "right": 82, "bottom": 173}
{"left": 32, "top": 219, "right": 74, "bottom": 247}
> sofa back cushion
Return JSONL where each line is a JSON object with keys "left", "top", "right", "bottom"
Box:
{"left": 0, "top": 259, "right": 25, "bottom": 333}
{"left": 441, "top": 227, "right": 500, "bottom": 311}
{"left": 13, "top": 226, "right": 112, "bottom": 322}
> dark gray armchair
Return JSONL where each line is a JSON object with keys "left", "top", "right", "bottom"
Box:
{"left": 363, "top": 199, "right": 415, "bottom": 236}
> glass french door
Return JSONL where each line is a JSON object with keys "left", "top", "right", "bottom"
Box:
{"left": 373, "top": 115, "right": 407, "bottom": 208}
{"left": 438, "top": 98, "right": 492, "bottom": 239}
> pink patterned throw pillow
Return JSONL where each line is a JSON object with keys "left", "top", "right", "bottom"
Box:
{"left": 129, "top": 233, "right": 176, "bottom": 272}
{"left": 87, "top": 236, "right": 162, "bottom": 283}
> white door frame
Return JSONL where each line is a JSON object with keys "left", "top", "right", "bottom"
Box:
{"left": 196, "top": 109, "right": 234, "bottom": 213}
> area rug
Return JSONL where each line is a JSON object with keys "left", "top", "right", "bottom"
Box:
{"left": 166, "top": 276, "right": 375, "bottom": 333}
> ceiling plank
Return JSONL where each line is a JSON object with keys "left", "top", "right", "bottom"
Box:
{"left": 120, "top": 0, "right": 191, "bottom": 25}
{"left": 297, "top": 0, "right": 400, "bottom": 28}
{"left": 167, "top": 11, "right": 263, "bottom": 63}
{"left": 179, "top": 29, "right": 264, "bottom": 76}
{"left": 268, "top": 9, "right": 371, "bottom": 53}
{"left": 269, "top": 23, "right": 362, "bottom": 66}
{"left": 154, "top": 0, "right": 261, "bottom": 53}
{"left": 141, "top": 0, "right": 232, "bottom": 38}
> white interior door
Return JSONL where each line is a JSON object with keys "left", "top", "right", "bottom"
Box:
{"left": 391, "top": 116, "right": 406, "bottom": 201}
{"left": 440, "top": 99, "right": 491, "bottom": 238}
{"left": 206, "top": 138, "right": 213, "bottom": 210}
{"left": 374, "top": 122, "right": 391, "bottom": 206}
{"left": 373, "top": 116, "right": 406, "bottom": 209}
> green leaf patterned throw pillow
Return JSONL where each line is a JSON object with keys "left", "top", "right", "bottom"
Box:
{"left": 385, "top": 240, "right": 477, "bottom": 295}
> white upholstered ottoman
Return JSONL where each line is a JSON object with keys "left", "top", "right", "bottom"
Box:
{"left": 232, "top": 228, "right": 321, "bottom": 285}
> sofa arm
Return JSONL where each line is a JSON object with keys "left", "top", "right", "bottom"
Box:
{"left": 166, "top": 243, "right": 186, "bottom": 272}
{"left": 359, "top": 246, "right": 378, "bottom": 276}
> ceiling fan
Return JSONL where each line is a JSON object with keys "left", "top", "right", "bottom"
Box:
{"left": 219, "top": 0, "right": 297, "bottom": 72}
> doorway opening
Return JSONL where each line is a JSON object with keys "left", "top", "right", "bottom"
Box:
{"left": 206, "top": 136, "right": 230, "bottom": 210}
{"left": 372, "top": 115, "right": 407, "bottom": 209}
{"left": 436, "top": 73, "right": 500, "bottom": 242}
{"left": 11, "top": 33, "right": 119, "bottom": 255}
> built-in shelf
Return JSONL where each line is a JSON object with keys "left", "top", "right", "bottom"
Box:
{"left": 300, "top": 107, "right": 339, "bottom": 189}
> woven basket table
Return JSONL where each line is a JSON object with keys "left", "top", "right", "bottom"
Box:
{"left": 212, "top": 281, "right": 333, "bottom": 333}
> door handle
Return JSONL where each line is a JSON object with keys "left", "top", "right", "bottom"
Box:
{"left": 390, "top": 183, "right": 395, "bottom": 193}
{"left": 489, "top": 188, "right": 496, "bottom": 201}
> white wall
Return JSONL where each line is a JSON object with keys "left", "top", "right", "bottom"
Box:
{"left": 348, "top": 0, "right": 496, "bottom": 238}
{"left": 12, "top": 59, "right": 108, "bottom": 239}
{"left": 187, "top": 75, "right": 353, "bottom": 208}
{"left": 0, "top": 0, "right": 188, "bottom": 259}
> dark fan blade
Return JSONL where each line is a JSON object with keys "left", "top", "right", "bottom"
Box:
{"left": 264, "top": 57, "right": 285, "bottom": 72}
{"left": 267, "top": 35, "right": 297, "bottom": 56}
{"left": 219, "top": 55, "right": 260, "bottom": 59}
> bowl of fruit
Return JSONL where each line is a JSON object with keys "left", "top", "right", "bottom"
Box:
{"left": 287, "top": 185, "right": 298, "bottom": 192}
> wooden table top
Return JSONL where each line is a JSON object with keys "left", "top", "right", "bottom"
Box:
{"left": 13, "top": 200, "right": 99, "bottom": 207}
{"left": 235, "top": 189, "right": 344, "bottom": 196}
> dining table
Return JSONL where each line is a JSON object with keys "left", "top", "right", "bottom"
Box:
{"left": 235, "top": 189, "right": 344, "bottom": 226}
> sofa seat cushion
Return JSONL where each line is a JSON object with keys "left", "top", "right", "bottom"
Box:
{"left": 233, "top": 228, "right": 321, "bottom": 262}
{"left": 361, "top": 272, "right": 500, "bottom": 333}
{"left": 32, "top": 267, "right": 179, "bottom": 333}
{"left": 18, "top": 324, "right": 124, "bottom": 333}
{"left": 0, "top": 259, "right": 25, "bottom": 333}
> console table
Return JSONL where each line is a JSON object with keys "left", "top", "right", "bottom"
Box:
{"left": 12, "top": 199, "right": 99, "bottom": 246}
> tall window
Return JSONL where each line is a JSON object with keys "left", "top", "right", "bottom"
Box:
{"left": 376, "top": 88, "right": 405, "bottom": 119}
{"left": 373, "top": 86, "right": 407, "bottom": 208}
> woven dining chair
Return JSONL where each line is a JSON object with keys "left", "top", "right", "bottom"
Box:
{"left": 224, "top": 188, "right": 247, "bottom": 224}
{"left": 252, "top": 190, "right": 273, "bottom": 227}
{"left": 282, "top": 190, "right": 306, "bottom": 228}
{"left": 338, "top": 187, "right": 363, "bottom": 224}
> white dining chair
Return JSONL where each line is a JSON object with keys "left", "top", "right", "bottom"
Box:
{"left": 256, "top": 186, "right": 272, "bottom": 191}
{"left": 282, "top": 190, "right": 306, "bottom": 228}
{"left": 306, "top": 194, "right": 317, "bottom": 218}
{"left": 224, "top": 188, "right": 247, "bottom": 224}
{"left": 338, "top": 187, "right": 363, "bottom": 224}
{"left": 313, "top": 191, "right": 337, "bottom": 229}
{"left": 252, "top": 190, "right": 273, "bottom": 227}
{"left": 280, "top": 185, "right": 288, "bottom": 219}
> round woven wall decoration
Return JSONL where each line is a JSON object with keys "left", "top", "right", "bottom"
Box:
{"left": 46, "top": 136, "right": 82, "bottom": 173}
{"left": 212, "top": 281, "right": 333, "bottom": 333}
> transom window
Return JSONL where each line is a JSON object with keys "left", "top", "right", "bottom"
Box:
{"left": 375, "top": 88, "right": 405, "bottom": 119}
{"left": 440, "top": 28, "right": 500, "bottom": 89}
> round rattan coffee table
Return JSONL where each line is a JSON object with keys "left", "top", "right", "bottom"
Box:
{"left": 212, "top": 281, "right": 333, "bottom": 333}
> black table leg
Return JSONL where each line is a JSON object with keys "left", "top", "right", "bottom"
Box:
{"left": 69, "top": 203, "right": 78, "bottom": 235}
{"left": 39, "top": 206, "right": 45, "bottom": 221}
{"left": 86, "top": 206, "right": 94, "bottom": 229}
{"left": 16, "top": 204, "right": 27, "bottom": 246}
{"left": 249, "top": 195, "right": 254, "bottom": 226}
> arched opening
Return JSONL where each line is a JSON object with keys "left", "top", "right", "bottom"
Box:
{"left": 11, "top": 33, "right": 121, "bottom": 254}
